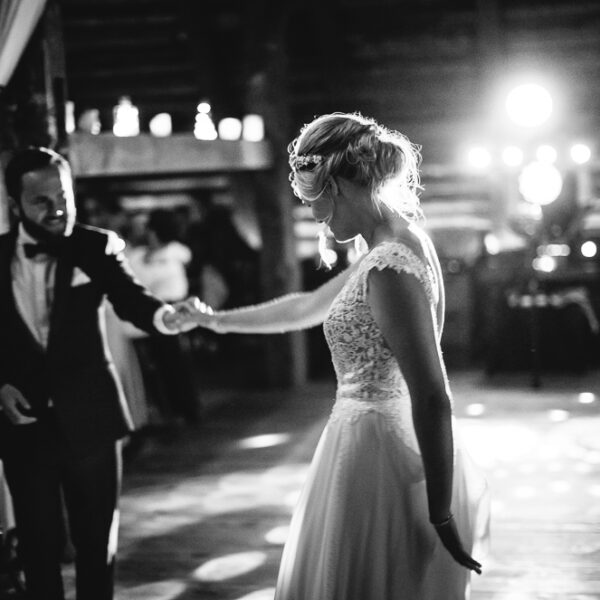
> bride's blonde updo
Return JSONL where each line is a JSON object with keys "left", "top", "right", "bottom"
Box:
{"left": 288, "top": 112, "right": 423, "bottom": 222}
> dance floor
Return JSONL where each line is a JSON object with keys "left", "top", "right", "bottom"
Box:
{"left": 61, "top": 369, "right": 600, "bottom": 600}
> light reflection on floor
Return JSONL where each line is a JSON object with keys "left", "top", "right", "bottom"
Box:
{"left": 456, "top": 373, "right": 600, "bottom": 599}
{"left": 119, "top": 580, "right": 187, "bottom": 599}
{"left": 234, "top": 588, "right": 276, "bottom": 600}
{"left": 237, "top": 433, "right": 291, "bottom": 450}
{"left": 78, "top": 372, "right": 600, "bottom": 599}
{"left": 192, "top": 551, "right": 267, "bottom": 582}
{"left": 264, "top": 525, "right": 290, "bottom": 545}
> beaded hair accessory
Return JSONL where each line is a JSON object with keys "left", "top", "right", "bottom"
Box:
{"left": 291, "top": 153, "right": 324, "bottom": 171}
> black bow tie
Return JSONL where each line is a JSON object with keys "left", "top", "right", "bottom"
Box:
{"left": 23, "top": 242, "right": 64, "bottom": 259}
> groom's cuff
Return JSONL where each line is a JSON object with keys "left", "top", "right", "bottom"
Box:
{"left": 153, "top": 305, "right": 179, "bottom": 335}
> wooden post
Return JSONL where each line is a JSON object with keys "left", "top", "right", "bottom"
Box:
{"left": 42, "top": 0, "right": 68, "bottom": 154}
{"left": 0, "top": 0, "right": 67, "bottom": 153}
{"left": 242, "top": 2, "right": 308, "bottom": 387}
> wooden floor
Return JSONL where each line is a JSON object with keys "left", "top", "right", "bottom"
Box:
{"left": 58, "top": 369, "right": 600, "bottom": 599}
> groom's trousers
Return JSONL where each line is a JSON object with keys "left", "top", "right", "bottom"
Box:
{"left": 1, "top": 408, "right": 120, "bottom": 600}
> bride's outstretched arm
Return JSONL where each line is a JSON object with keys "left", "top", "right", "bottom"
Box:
{"left": 190, "top": 260, "right": 360, "bottom": 334}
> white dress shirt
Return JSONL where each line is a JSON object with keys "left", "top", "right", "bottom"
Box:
{"left": 11, "top": 224, "right": 56, "bottom": 347}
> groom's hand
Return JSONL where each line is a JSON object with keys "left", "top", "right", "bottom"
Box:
{"left": 165, "top": 297, "right": 213, "bottom": 333}
{"left": 0, "top": 383, "right": 38, "bottom": 425}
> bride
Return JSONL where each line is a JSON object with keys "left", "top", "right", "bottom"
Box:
{"left": 185, "top": 112, "right": 489, "bottom": 599}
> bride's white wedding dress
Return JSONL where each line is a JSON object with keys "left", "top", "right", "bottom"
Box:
{"left": 275, "top": 240, "right": 490, "bottom": 600}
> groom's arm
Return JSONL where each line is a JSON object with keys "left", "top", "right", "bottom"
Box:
{"left": 73, "top": 228, "right": 175, "bottom": 334}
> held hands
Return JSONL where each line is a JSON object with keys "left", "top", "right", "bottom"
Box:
{"left": 0, "top": 384, "right": 37, "bottom": 425}
{"left": 433, "top": 515, "right": 482, "bottom": 575}
{"left": 163, "top": 297, "right": 215, "bottom": 333}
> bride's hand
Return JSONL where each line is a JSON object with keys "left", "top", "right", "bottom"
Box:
{"left": 434, "top": 517, "right": 482, "bottom": 574}
{"left": 171, "top": 297, "right": 215, "bottom": 332}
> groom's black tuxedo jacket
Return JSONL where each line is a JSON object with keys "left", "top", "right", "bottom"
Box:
{"left": 0, "top": 223, "right": 165, "bottom": 457}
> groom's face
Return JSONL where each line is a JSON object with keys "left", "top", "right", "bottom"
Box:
{"left": 18, "top": 164, "right": 76, "bottom": 239}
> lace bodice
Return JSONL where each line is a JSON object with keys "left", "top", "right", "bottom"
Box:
{"left": 324, "top": 241, "right": 440, "bottom": 441}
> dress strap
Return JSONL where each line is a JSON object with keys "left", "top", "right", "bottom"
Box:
{"left": 359, "top": 241, "right": 438, "bottom": 306}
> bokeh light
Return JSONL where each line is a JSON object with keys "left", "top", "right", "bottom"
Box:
{"left": 532, "top": 255, "right": 557, "bottom": 273}
{"left": 570, "top": 143, "right": 592, "bottom": 164}
{"left": 218, "top": 117, "right": 243, "bottom": 140}
{"left": 149, "top": 113, "right": 172, "bottom": 137}
{"left": 581, "top": 241, "right": 597, "bottom": 258}
{"left": 242, "top": 114, "right": 265, "bottom": 142}
{"left": 578, "top": 392, "right": 596, "bottom": 404}
{"left": 518, "top": 161, "right": 563, "bottom": 205}
{"left": 506, "top": 83, "right": 553, "bottom": 127}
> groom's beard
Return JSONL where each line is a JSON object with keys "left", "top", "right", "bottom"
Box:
{"left": 19, "top": 213, "right": 70, "bottom": 242}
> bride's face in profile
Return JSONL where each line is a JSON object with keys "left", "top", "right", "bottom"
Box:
{"left": 301, "top": 177, "right": 368, "bottom": 243}
{"left": 304, "top": 194, "right": 354, "bottom": 243}
{"left": 303, "top": 194, "right": 333, "bottom": 227}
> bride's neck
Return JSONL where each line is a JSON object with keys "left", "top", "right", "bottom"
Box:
{"left": 364, "top": 211, "right": 410, "bottom": 248}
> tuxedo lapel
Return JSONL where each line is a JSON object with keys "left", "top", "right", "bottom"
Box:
{"left": 0, "top": 233, "right": 15, "bottom": 306}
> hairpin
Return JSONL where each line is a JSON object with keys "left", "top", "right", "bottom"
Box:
{"left": 293, "top": 154, "right": 324, "bottom": 169}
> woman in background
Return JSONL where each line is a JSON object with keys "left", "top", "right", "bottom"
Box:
{"left": 187, "top": 112, "right": 489, "bottom": 599}
{"left": 128, "top": 209, "right": 198, "bottom": 424}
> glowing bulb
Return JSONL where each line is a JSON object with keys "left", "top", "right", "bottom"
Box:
{"left": 218, "top": 117, "right": 243, "bottom": 140}
{"left": 502, "top": 146, "right": 523, "bottom": 167}
{"left": 112, "top": 96, "right": 139, "bottom": 137}
{"left": 194, "top": 103, "right": 218, "bottom": 140}
{"left": 149, "top": 113, "right": 172, "bottom": 137}
{"left": 242, "top": 114, "right": 265, "bottom": 141}
{"left": 571, "top": 143, "right": 591, "bottom": 164}
{"left": 467, "top": 146, "right": 491, "bottom": 169}
{"left": 536, "top": 144, "right": 557, "bottom": 164}
{"left": 506, "top": 83, "right": 553, "bottom": 127}
{"left": 581, "top": 241, "right": 597, "bottom": 258}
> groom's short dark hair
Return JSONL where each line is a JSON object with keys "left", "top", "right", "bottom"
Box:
{"left": 4, "top": 147, "right": 71, "bottom": 205}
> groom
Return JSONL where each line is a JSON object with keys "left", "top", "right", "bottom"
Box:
{"left": 0, "top": 147, "right": 198, "bottom": 600}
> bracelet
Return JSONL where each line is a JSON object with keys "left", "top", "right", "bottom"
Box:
{"left": 430, "top": 513, "right": 454, "bottom": 527}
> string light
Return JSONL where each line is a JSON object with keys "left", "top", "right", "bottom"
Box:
{"left": 194, "top": 101, "right": 218, "bottom": 140}
{"left": 112, "top": 96, "right": 139, "bottom": 137}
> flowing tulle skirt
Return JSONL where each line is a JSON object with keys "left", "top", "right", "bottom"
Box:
{"left": 275, "top": 412, "right": 490, "bottom": 600}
